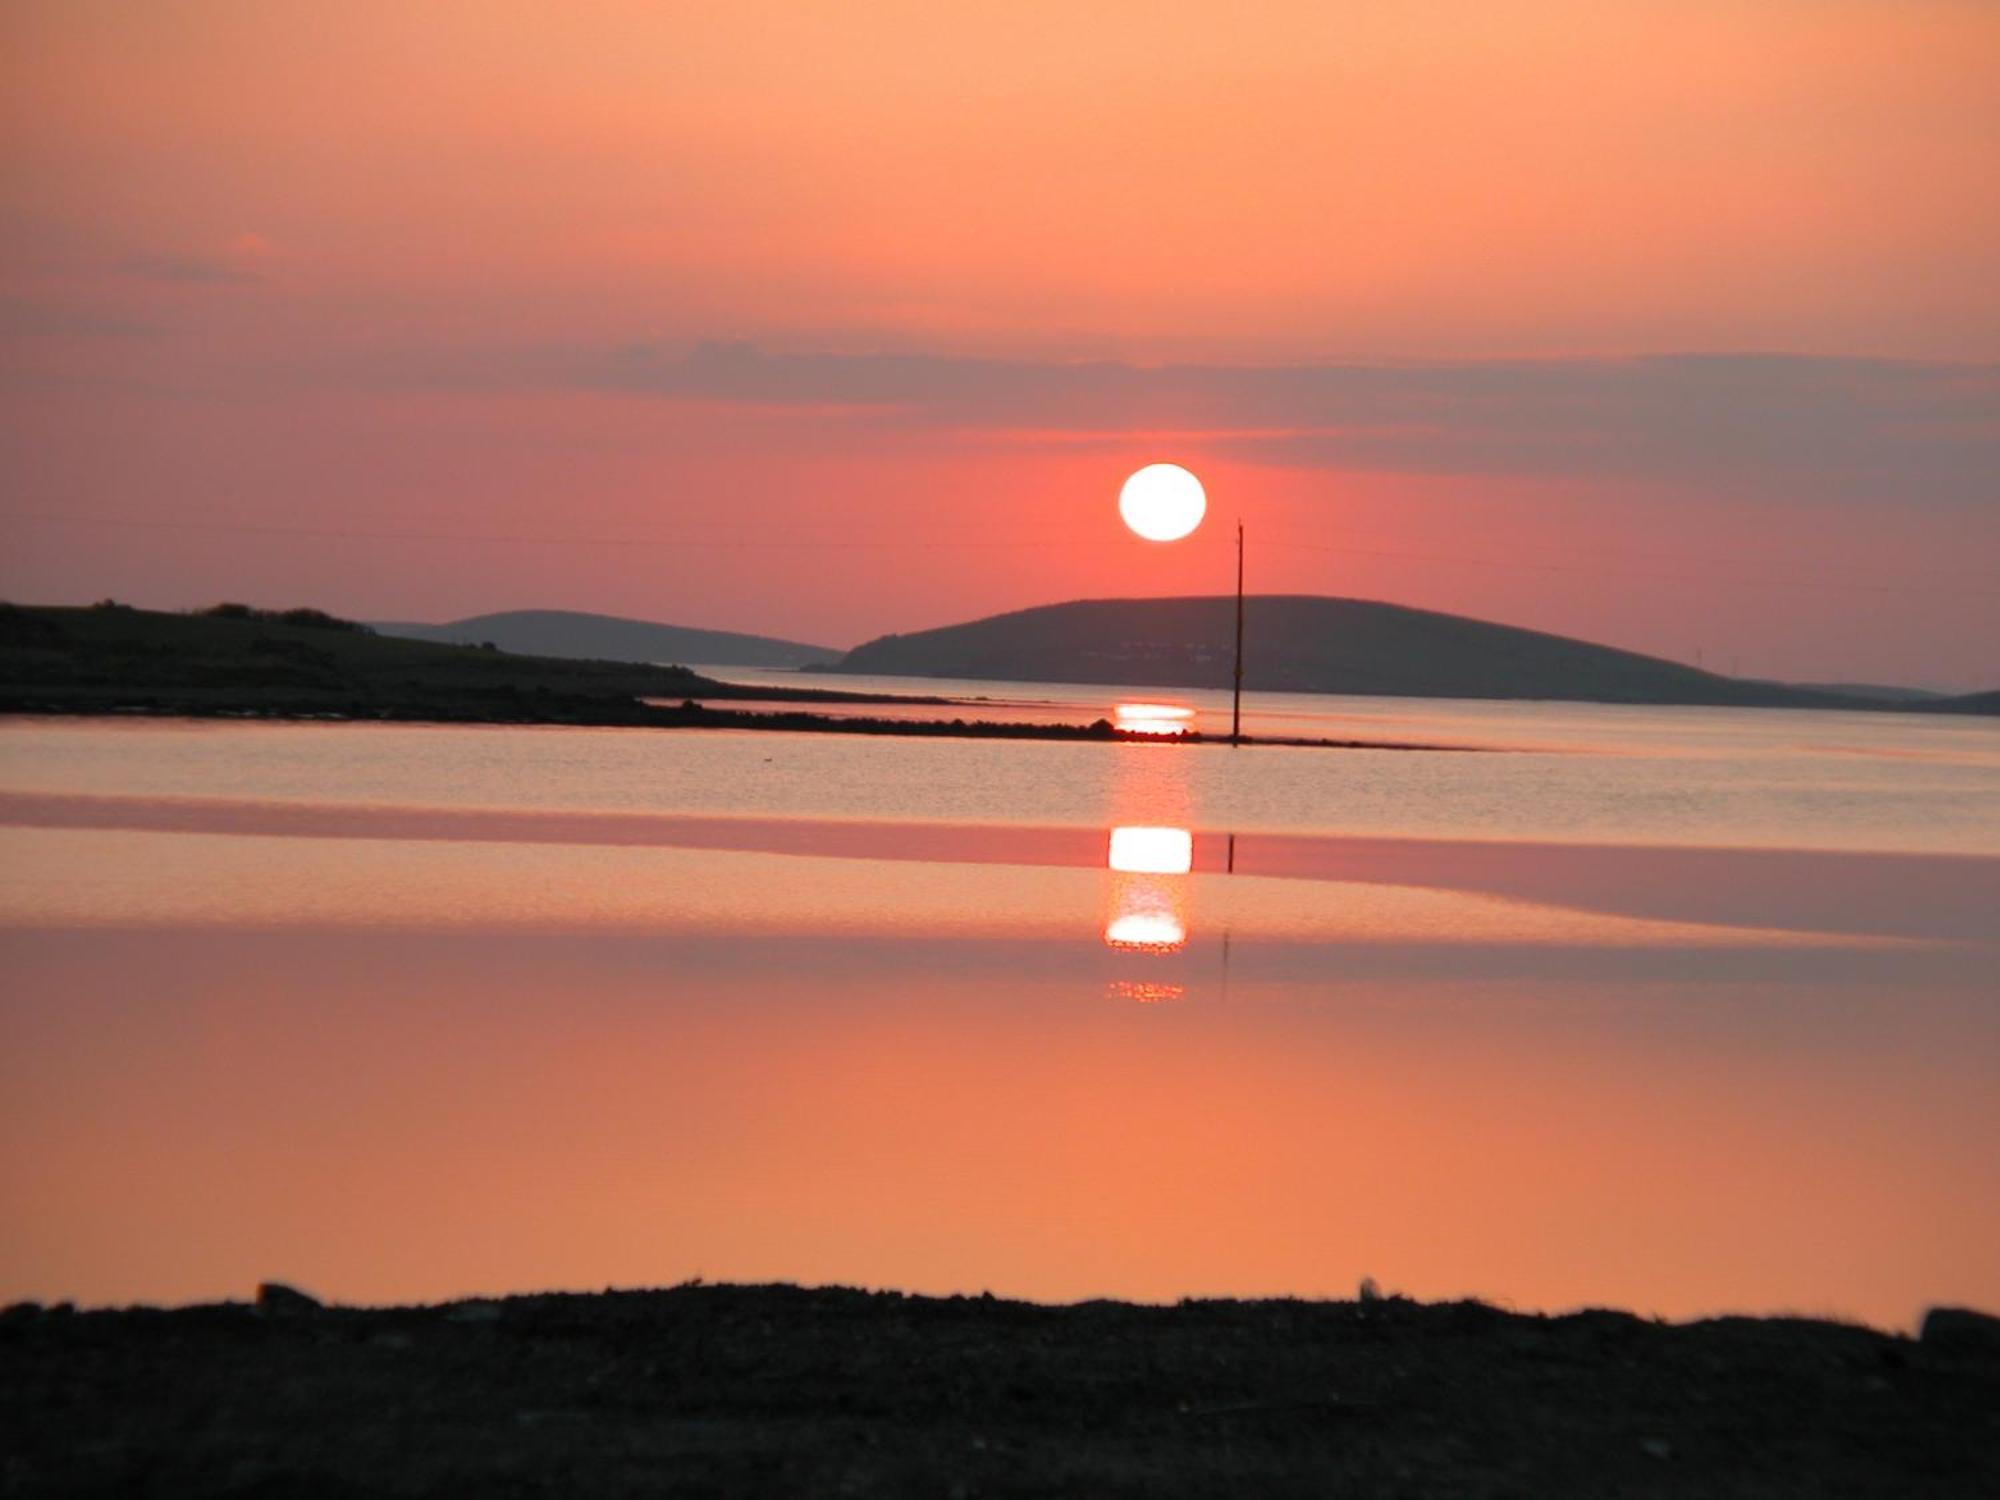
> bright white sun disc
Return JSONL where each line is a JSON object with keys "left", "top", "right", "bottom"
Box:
{"left": 1119, "top": 463, "right": 1206, "bottom": 542}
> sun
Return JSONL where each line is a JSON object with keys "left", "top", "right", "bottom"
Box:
{"left": 1119, "top": 463, "right": 1206, "bottom": 542}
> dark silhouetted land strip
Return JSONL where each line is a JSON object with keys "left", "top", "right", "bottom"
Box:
{"left": 0, "top": 604, "right": 1465, "bottom": 748}
{"left": 1924, "top": 688, "right": 2000, "bottom": 716}
{"left": 3, "top": 1285, "right": 1995, "bottom": 1497}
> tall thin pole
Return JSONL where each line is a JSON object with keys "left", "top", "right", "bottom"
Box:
{"left": 1231, "top": 519, "right": 1245, "bottom": 746}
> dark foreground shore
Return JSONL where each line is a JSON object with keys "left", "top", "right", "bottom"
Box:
{"left": 4, "top": 1285, "right": 1995, "bottom": 1498}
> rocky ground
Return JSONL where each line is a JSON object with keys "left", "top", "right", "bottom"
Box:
{"left": 3, "top": 1283, "right": 1997, "bottom": 1497}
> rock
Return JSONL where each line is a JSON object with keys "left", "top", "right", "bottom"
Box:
{"left": 255, "top": 1282, "right": 323, "bottom": 1314}
{"left": 1919, "top": 1306, "right": 2000, "bottom": 1354}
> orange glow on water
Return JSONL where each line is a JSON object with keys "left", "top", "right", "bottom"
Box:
{"left": 4, "top": 724, "right": 1996, "bottom": 1326}
{"left": 8, "top": 927, "right": 1993, "bottom": 1327}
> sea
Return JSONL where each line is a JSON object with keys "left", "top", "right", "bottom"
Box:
{"left": 2, "top": 673, "right": 1996, "bottom": 1330}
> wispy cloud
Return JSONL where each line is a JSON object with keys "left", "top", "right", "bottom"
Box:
{"left": 116, "top": 233, "right": 275, "bottom": 287}
{"left": 0, "top": 298, "right": 161, "bottom": 339}
{"left": 116, "top": 253, "right": 258, "bottom": 285}
{"left": 577, "top": 343, "right": 2000, "bottom": 506}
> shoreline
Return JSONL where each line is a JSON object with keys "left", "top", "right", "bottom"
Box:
{"left": 0, "top": 699, "right": 1483, "bottom": 752}
{"left": 5, "top": 1282, "right": 1994, "bottom": 1496}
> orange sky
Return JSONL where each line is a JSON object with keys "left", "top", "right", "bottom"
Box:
{"left": 3, "top": 1, "right": 1997, "bottom": 683}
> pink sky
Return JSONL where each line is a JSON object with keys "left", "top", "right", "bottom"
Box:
{"left": 3, "top": 1, "right": 1996, "bottom": 685}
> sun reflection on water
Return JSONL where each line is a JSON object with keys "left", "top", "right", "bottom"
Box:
{"left": 1104, "top": 824, "right": 1193, "bottom": 954}
{"left": 1107, "top": 825, "right": 1193, "bottom": 874}
{"left": 1113, "top": 702, "right": 1195, "bottom": 737}
{"left": 1102, "top": 728, "right": 1200, "bottom": 980}
{"left": 1107, "top": 979, "right": 1186, "bottom": 1004}
{"left": 1104, "top": 907, "right": 1188, "bottom": 950}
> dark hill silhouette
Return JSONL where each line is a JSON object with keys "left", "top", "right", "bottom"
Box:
{"left": 1921, "top": 688, "right": 2000, "bottom": 715}
{"left": 373, "top": 610, "right": 837, "bottom": 668}
{"left": 1788, "top": 681, "right": 1944, "bottom": 704}
{"left": 823, "top": 595, "right": 1935, "bottom": 710}
{"left": 0, "top": 602, "right": 874, "bottom": 723}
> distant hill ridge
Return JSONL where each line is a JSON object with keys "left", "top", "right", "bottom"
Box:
{"left": 821, "top": 594, "right": 1995, "bottom": 712}
{"left": 374, "top": 610, "right": 838, "bottom": 668}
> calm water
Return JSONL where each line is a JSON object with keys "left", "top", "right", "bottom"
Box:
{"left": 2, "top": 688, "right": 1996, "bottom": 1328}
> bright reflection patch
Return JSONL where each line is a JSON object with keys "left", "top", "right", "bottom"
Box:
{"left": 1108, "top": 826, "right": 1193, "bottom": 875}
{"left": 1114, "top": 702, "right": 1195, "bottom": 737}
{"left": 1104, "top": 825, "right": 1193, "bottom": 952}
{"left": 1105, "top": 910, "right": 1188, "bottom": 950}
